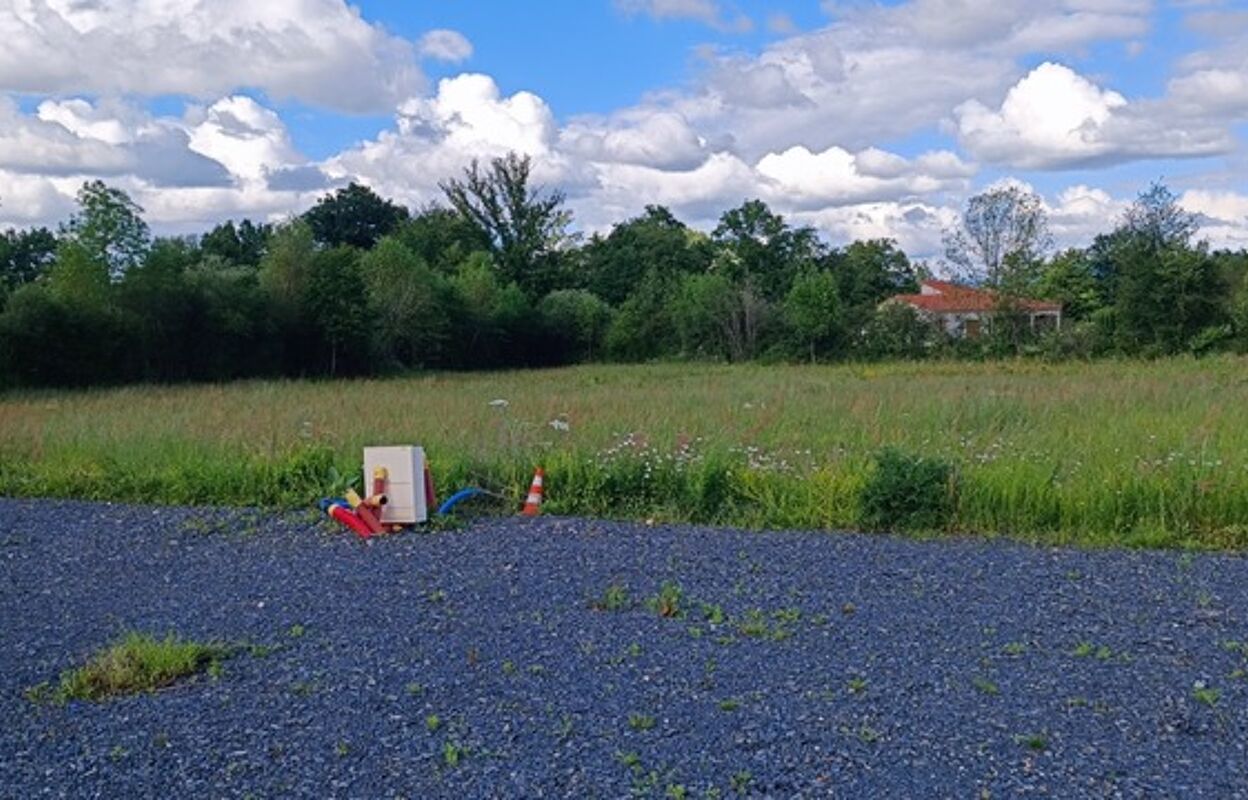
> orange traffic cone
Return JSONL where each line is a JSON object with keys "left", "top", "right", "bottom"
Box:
{"left": 521, "top": 467, "right": 545, "bottom": 517}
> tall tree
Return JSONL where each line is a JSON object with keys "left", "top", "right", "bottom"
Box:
{"left": 784, "top": 269, "right": 842, "bottom": 362}
{"left": 303, "top": 183, "right": 409, "bottom": 250}
{"left": 200, "top": 219, "right": 270, "bottom": 267}
{"left": 943, "top": 185, "right": 1052, "bottom": 293}
{"left": 394, "top": 206, "right": 491, "bottom": 274}
{"left": 831, "top": 238, "right": 918, "bottom": 337}
{"left": 1110, "top": 183, "right": 1222, "bottom": 353}
{"left": 712, "top": 199, "right": 821, "bottom": 301}
{"left": 582, "top": 205, "right": 711, "bottom": 305}
{"left": 360, "top": 237, "right": 456, "bottom": 369}
{"left": 0, "top": 227, "right": 58, "bottom": 289}
{"left": 440, "top": 152, "right": 573, "bottom": 296}
{"left": 61, "top": 180, "right": 151, "bottom": 279}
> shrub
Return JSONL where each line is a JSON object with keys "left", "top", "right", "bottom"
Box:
{"left": 859, "top": 448, "right": 956, "bottom": 531}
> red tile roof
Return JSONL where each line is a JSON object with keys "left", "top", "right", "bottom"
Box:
{"left": 891, "top": 280, "right": 1061, "bottom": 314}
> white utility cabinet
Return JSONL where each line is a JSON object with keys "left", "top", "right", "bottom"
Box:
{"left": 363, "top": 446, "right": 428, "bottom": 524}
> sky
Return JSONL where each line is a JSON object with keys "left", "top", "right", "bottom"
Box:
{"left": 1, "top": 0, "right": 1247, "bottom": 259}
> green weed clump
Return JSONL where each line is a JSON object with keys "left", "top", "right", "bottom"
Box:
{"left": 32, "top": 632, "right": 229, "bottom": 703}
{"left": 859, "top": 448, "right": 956, "bottom": 532}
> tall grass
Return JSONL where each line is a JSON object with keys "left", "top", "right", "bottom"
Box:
{"left": 2, "top": 356, "right": 1248, "bottom": 548}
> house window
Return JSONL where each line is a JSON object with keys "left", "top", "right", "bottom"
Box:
{"left": 964, "top": 318, "right": 982, "bottom": 339}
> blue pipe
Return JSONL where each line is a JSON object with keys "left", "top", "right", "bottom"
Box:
{"left": 437, "top": 487, "right": 489, "bottom": 516}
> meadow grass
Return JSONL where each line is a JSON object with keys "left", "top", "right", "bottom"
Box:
{"left": 2, "top": 356, "right": 1248, "bottom": 548}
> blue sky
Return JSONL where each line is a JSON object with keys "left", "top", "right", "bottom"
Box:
{"left": 1, "top": 0, "right": 1246, "bottom": 255}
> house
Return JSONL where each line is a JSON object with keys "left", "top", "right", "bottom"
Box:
{"left": 888, "top": 280, "right": 1062, "bottom": 339}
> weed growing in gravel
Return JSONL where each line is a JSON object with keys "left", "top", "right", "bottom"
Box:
{"left": 857, "top": 725, "right": 882, "bottom": 744}
{"left": 425, "top": 714, "right": 442, "bottom": 732}
{"left": 335, "top": 741, "right": 350, "bottom": 758}
{"left": 1192, "top": 683, "right": 1221, "bottom": 707}
{"left": 502, "top": 660, "right": 517, "bottom": 676}
{"left": 847, "top": 677, "right": 868, "bottom": 695}
{"left": 594, "top": 583, "right": 631, "bottom": 612}
{"left": 730, "top": 770, "right": 753, "bottom": 794}
{"left": 1002, "top": 642, "right": 1027, "bottom": 656}
{"left": 628, "top": 713, "right": 657, "bottom": 732}
{"left": 42, "top": 632, "right": 230, "bottom": 703}
{"left": 666, "top": 785, "right": 688, "bottom": 799}
{"left": 1071, "top": 641, "right": 1112, "bottom": 659}
{"left": 617, "top": 751, "right": 641, "bottom": 768}
{"left": 1015, "top": 732, "right": 1049, "bottom": 751}
{"left": 718, "top": 698, "right": 741, "bottom": 712}
{"left": 972, "top": 676, "right": 1001, "bottom": 696}
{"left": 406, "top": 682, "right": 424, "bottom": 696}
{"left": 701, "top": 603, "right": 725, "bottom": 625}
{"left": 650, "top": 581, "right": 684, "bottom": 618}
{"left": 287, "top": 624, "right": 305, "bottom": 638}
{"left": 442, "top": 741, "right": 466, "bottom": 768}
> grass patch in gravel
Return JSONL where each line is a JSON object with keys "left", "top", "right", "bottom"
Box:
{"left": 27, "top": 632, "right": 231, "bottom": 704}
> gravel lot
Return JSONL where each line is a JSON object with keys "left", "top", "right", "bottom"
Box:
{"left": 2, "top": 498, "right": 1247, "bottom": 798}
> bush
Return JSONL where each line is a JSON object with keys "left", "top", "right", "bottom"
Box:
{"left": 859, "top": 448, "right": 956, "bottom": 531}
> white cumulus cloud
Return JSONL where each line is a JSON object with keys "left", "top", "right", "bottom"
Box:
{"left": 955, "top": 62, "right": 1232, "bottom": 169}
{"left": 0, "top": 0, "right": 425, "bottom": 113}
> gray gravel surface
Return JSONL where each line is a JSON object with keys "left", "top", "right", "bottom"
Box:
{"left": 2, "top": 498, "right": 1247, "bottom": 798}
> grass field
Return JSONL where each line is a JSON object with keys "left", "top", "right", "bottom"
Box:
{"left": 3, "top": 357, "right": 1248, "bottom": 549}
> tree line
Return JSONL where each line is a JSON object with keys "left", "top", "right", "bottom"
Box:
{"left": 1, "top": 153, "right": 1246, "bottom": 387}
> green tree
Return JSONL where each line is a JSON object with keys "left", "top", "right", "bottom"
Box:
{"left": 539, "top": 289, "right": 612, "bottom": 362}
{"left": 1037, "top": 249, "right": 1103, "bottom": 321}
{"left": 116, "top": 237, "right": 199, "bottom": 379}
{"left": 943, "top": 185, "right": 1051, "bottom": 293}
{"left": 712, "top": 199, "right": 821, "bottom": 300}
{"left": 0, "top": 227, "right": 58, "bottom": 289}
{"left": 360, "top": 237, "right": 456, "bottom": 369}
{"left": 670, "top": 273, "right": 770, "bottom": 361}
{"left": 303, "top": 182, "right": 409, "bottom": 250}
{"left": 831, "top": 238, "right": 917, "bottom": 338}
{"left": 862, "top": 303, "right": 942, "bottom": 360}
{"left": 448, "top": 252, "right": 532, "bottom": 366}
{"left": 605, "top": 271, "right": 679, "bottom": 361}
{"left": 200, "top": 219, "right": 270, "bottom": 267}
{"left": 393, "top": 206, "right": 491, "bottom": 274}
{"left": 183, "top": 258, "right": 278, "bottom": 379}
{"left": 441, "top": 152, "right": 573, "bottom": 296}
{"left": 582, "top": 205, "right": 711, "bottom": 305}
{"left": 1, "top": 241, "right": 125, "bottom": 386}
{"left": 784, "top": 269, "right": 841, "bottom": 361}
{"left": 1111, "top": 182, "right": 1224, "bottom": 354}
{"left": 303, "top": 247, "right": 370, "bottom": 376}
{"left": 61, "top": 181, "right": 151, "bottom": 278}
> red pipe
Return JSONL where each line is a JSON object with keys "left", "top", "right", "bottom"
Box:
{"left": 328, "top": 505, "right": 373, "bottom": 539}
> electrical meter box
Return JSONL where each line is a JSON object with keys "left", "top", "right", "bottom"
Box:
{"left": 363, "top": 446, "right": 428, "bottom": 524}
